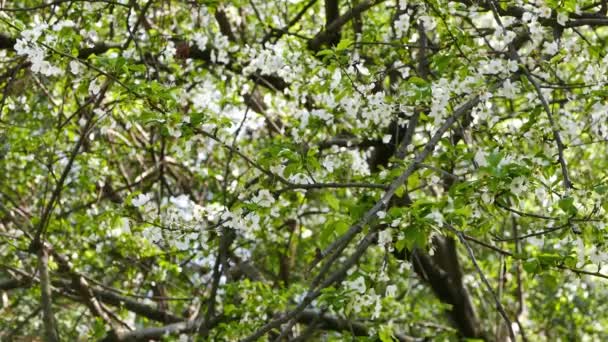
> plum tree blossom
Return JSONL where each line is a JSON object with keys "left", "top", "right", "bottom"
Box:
{"left": 2, "top": 0, "right": 608, "bottom": 341}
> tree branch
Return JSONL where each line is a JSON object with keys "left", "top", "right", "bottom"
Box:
{"left": 446, "top": 224, "right": 516, "bottom": 342}
{"left": 38, "top": 246, "right": 59, "bottom": 342}
{"left": 308, "top": 0, "right": 386, "bottom": 51}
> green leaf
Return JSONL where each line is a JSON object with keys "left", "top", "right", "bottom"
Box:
{"left": 323, "top": 193, "right": 340, "bottom": 211}
{"left": 408, "top": 76, "right": 428, "bottom": 87}
{"left": 395, "top": 184, "right": 406, "bottom": 197}
{"left": 190, "top": 112, "right": 206, "bottom": 125}
{"left": 563, "top": 0, "right": 576, "bottom": 11}
{"left": 432, "top": 54, "right": 452, "bottom": 73}
{"left": 334, "top": 221, "right": 349, "bottom": 235}
{"left": 402, "top": 225, "right": 427, "bottom": 250}
{"left": 316, "top": 49, "right": 334, "bottom": 57}
{"left": 336, "top": 38, "right": 353, "bottom": 51}
{"left": 594, "top": 184, "right": 608, "bottom": 195}
{"left": 558, "top": 196, "right": 577, "bottom": 216}
{"left": 395, "top": 238, "right": 407, "bottom": 252}
{"left": 523, "top": 259, "right": 540, "bottom": 274}
{"left": 378, "top": 325, "right": 395, "bottom": 342}
{"left": 538, "top": 253, "right": 561, "bottom": 266}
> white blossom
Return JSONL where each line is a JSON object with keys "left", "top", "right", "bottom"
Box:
{"left": 543, "top": 41, "right": 558, "bottom": 55}
{"left": 395, "top": 13, "right": 411, "bottom": 38}
{"left": 69, "top": 60, "right": 81, "bottom": 75}
{"left": 385, "top": 284, "right": 397, "bottom": 297}
{"left": 557, "top": 12, "right": 569, "bottom": 26}
{"left": 346, "top": 276, "right": 366, "bottom": 294}
{"left": 538, "top": 6, "right": 551, "bottom": 18}
{"left": 426, "top": 210, "right": 444, "bottom": 227}
{"left": 322, "top": 156, "right": 338, "bottom": 172}
{"left": 132, "top": 193, "right": 152, "bottom": 207}
{"left": 474, "top": 149, "right": 488, "bottom": 167}
{"left": 142, "top": 226, "right": 162, "bottom": 243}
{"left": 378, "top": 228, "right": 393, "bottom": 251}
{"left": 88, "top": 80, "right": 102, "bottom": 95}
{"left": 193, "top": 32, "right": 208, "bottom": 51}
{"left": 510, "top": 176, "right": 527, "bottom": 196}
{"left": 330, "top": 68, "right": 341, "bottom": 90}
{"left": 500, "top": 79, "right": 518, "bottom": 99}
{"left": 250, "top": 189, "right": 275, "bottom": 208}
{"left": 372, "top": 295, "right": 382, "bottom": 319}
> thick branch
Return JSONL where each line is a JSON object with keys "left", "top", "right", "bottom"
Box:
{"left": 308, "top": 0, "right": 385, "bottom": 51}
{"left": 324, "top": 0, "right": 341, "bottom": 46}
{"left": 298, "top": 310, "right": 419, "bottom": 341}
{"left": 38, "top": 247, "right": 59, "bottom": 342}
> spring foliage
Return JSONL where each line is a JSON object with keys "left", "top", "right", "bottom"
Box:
{"left": 2, "top": 0, "right": 608, "bottom": 340}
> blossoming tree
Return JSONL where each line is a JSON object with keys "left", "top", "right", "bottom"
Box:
{"left": 2, "top": 0, "right": 608, "bottom": 340}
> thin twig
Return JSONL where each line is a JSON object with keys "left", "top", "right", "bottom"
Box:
{"left": 447, "top": 224, "right": 516, "bottom": 342}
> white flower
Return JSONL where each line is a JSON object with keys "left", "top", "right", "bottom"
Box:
{"left": 479, "top": 59, "right": 503, "bottom": 75}
{"left": 576, "top": 237, "right": 585, "bottom": 267}
{"left": 372, "top": 295, "right": 382, "bottom": 319}
{"left": 507, "top": 60, "right": 518, "bottom": 73}
{"left": 174, "top": 238, "right": 190, "bottom": 251}
{"left": 52, "top": 20, "right": 75, "bottom": 31}
{"left": 538, "top": 6, "right": 551, "bottom": 18}
{"left": 132, "top": 193, "right": 152, "bottom": 207}
{"left": 501, "top": 79, "right": 518, "bottom": 99}
{"left": 378, "top": 229, "right": 392, "bottom": 249}
{"left": 481, "top": 192, "right": 493, "bottom": 204}
{"left": 88, "top": 80, "right": 101, "bottom": 95}
{"left": 474, "top": 149, "right": 488, "bottom": 167}
{"left": 69, "top": 60, "right": 81, "bottom": 75}
{"left": 395, "top": 13, "right": 410, "bottom": 37}
{"left": 426, "top": 210, "right": 444, "bottom": 227}
{"left": 119, "top": 217, "right": 131, "bottom": 235}
{"left": 142, "top": 226, "right": 162, "bottom": 243}
{"left": 162, "top": 41, "right": 176, "bottom": 62}
{"left": 31, "top": 58, "right": 62, "bottom": 76}
{"left": 270, "top": 164, "right": 286, "bottom": 178}
{"left": 330, "top": 68, "right": 341, "bottom": 90}
{"left": 14, "top": 39, "right": 30, "bottom": 56}
{"left": 356, "top": 63, "right": 370, "bottom": 76}
{"left": 510, "top": 176, "right": 527, "bottom": 196}
{"left": 557, "top": 12, "right": 569, "bottom": 26}
{"left": 169, "top": 195, "right": 194, "bottom": 221}
{"left": 251, "top": 189, "right": 275, "bottom": 207}
{"left": 288, "top": 173, "right": 312, "bottom": 184}
{"left": 346, "top": 276, "right": 366, "bottom": 294}
{"left": 15, "top": 39, "right": 62, "bottom": 77}
{"left": 377, "top": 211, "right": 387, "bottom": 219}
{"left": 543, "top": 41, "right": 558, "bottom": 55}
{"left": 21, "top": 24, "right": 48, "bottom": 42}
{"left": 419, "top": 15, "right": 436, "bottom": 31}
{"left": 311, "top": 109, "right": 332, "bottom": 122}
{"left": 322, "top": 157, "right": 337, "bottom": 172}
{"left": 589, "top": 247, "right": 608, "bottom": 265}
{"left": 170, "top": 194, "right": 191, "bottom": 209}
{"left": 193, "top": 32, "right": 208, "bottom": 51}
{"left": 385, "top": 284, "right": 397, "bottom": 297}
